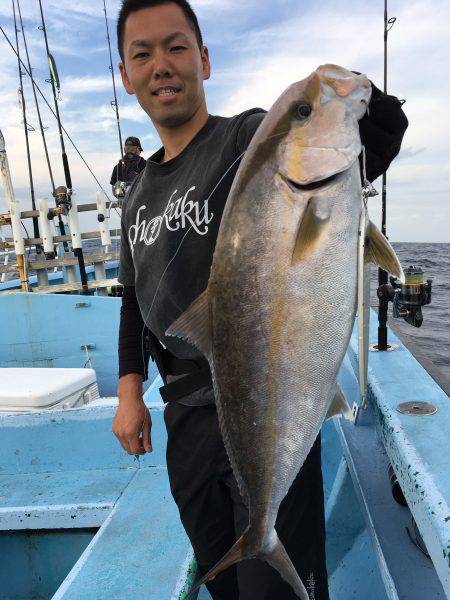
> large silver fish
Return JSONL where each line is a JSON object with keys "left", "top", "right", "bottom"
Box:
{"left": 167, "top": 64, "right": 403, "bottom": 599}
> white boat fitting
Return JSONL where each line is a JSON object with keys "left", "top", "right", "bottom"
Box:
{"left": 0, "top": 367, "right": 99, "bottom": 413}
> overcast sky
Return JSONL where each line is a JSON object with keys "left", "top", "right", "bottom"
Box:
{"left": 0, "top": 0, "right": 449, "bottom": 241}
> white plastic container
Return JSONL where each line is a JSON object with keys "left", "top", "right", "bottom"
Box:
{"left": 0, "top": 368, "right": 99, "bottom": 413}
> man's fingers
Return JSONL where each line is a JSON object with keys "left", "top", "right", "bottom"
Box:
{"left": 118, "top": 436, "right": 132, "bottom": 455}
{"left": 142, "top": 409, "right": 153, "bottom": 453}
{"left": 112, "top": 403, "right": 151, "bottom": 455}
{"left": 128, "top": 434, "right": 145, "bottom": 455}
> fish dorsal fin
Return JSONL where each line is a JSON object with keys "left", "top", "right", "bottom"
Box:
{"left": 292, "top": 198, "right": 330, "bottom": 265}
{"left": 165, "top": 289, "right": 212, "bottom": 361}
{"left": 326, "top": 383, "right": 354, "bottom": 421}
{"left": 365, "top": 221, "right": 404, "bottom": 281}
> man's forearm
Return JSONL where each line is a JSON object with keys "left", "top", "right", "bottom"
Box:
{"left": 118, "top": 285, "right": 150, "bottom": 381}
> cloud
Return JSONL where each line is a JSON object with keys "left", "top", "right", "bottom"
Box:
{"left": 119, "top": 104, "right": 150, "bottom": 123}
{"left": 203, "top": 0, "right": 450, "bottom": 242}
{"left": 1, "top": 0, "right": 449, "bottom": 242}
{"left": 61, "top": 76, "right": 113, "bottom": 95}
{"left": 396, "top": 147, "right": 427, "bottom": 160}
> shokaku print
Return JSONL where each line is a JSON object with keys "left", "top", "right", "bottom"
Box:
{"left": 128, "top": 186, "right": 214, "bottom": 253}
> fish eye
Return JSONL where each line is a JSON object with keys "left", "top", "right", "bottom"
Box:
{"left": 295, "top": 103, "right": 312, "bottom": 121}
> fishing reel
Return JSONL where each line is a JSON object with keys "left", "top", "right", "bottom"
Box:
{"left": 377, "top": 266, "right": 432, "bottom": 328}
{"left": 113, "top": 181, "right": 129, "bottom": 199}
{"left": 48, "top": 185, "right": 72, "bottom": 218}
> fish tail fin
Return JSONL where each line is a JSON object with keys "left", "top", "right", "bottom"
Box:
{"left": 186, "top": 527, "right": 310, "bottom": 600}
{"left": 185, "top": 530, "right": 248, "bottom": 599}
{"left": 263, "top": 529, "right": 310, "bottom": 600}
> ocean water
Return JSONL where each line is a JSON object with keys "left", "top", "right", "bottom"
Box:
{"left": 370, "top": 243, "right": 450, "bottom": 391}
{"left": 3, "top": 240, "right": 449, "bottom": 392}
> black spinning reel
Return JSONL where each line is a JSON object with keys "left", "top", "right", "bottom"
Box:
{"left": 47, "top": 185, "right": 72, "bottom": 219}
{"left": 377, "top": 266, "right": 432, "bottom": 328}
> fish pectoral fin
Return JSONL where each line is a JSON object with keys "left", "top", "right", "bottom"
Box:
{"left": 326, "top": 383, "right": 354, "bottom": 421}
{"left": 291, "top": 198, "right": 330, "bottom": 265}
{"left": 165, "top": 289, "right": 212, "bottom": 360}
{"left": 365, "top": 221, "right": 404, "bottom": 280}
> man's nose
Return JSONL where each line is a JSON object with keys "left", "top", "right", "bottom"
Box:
{"left": 153, "top": 49, "right": 173, "bottom": 79}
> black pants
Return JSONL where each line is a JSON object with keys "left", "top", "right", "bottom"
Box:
{"left": 164, "top": 402, "right": 329, "bottom": 600}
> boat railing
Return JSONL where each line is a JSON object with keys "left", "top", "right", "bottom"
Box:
{"left": 0, "top": 192, "right": 122, "bottom": 295}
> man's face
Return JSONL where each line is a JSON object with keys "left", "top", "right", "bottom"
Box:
{"left": 124, "top": 145, "right": 141, "bottom": 155}
{"left": 119, "top": 3, "right": 210, "bottom": 129}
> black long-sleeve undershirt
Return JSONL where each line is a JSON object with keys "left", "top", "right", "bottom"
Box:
{"left": 118, "top": 285, "right": 150, "bottom": 381}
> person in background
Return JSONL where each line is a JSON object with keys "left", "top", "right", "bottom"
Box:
{"left": 110, "top": 136, "right": 146, "bottom": 197}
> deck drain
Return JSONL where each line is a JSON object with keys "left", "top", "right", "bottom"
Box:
{"left": 396, "top": 401, "right": 437, "bottom": 416}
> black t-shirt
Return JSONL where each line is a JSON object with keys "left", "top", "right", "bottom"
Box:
{"left": 118, "top": 109, "right": 266, "bottom": 359}
{"left": 118, "top": 92, "right": 408, "bottom": 388}
{"left": 110, "top": 154, "right": 147, "bottom": 185}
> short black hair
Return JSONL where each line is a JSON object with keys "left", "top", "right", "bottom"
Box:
{"left": 117, "top": 0, "right": 203, "bottom": 61}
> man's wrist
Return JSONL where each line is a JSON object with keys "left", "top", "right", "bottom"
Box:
{"left": 118, "top": 373, "right": 144, "bottom": 403}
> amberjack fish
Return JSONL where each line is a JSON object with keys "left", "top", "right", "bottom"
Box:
{"left": 167, "top": 64, "right": 403, "bottom": 599}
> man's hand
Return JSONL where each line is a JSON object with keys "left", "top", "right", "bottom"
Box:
{"left": 113, "top": 373, "right": 152, "bottom": 454}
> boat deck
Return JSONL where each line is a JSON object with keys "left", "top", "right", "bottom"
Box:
{"left": 0, "top": 292, "right": 449, "bottom": 599}
{"left": 0, "top": 393, "right": 203, "bottom": 598}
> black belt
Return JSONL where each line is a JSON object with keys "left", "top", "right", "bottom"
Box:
{"left": 159, "top": 364, "right": 212, "bottom": 403}
{"left": 145, "top": 330, "right": 212, "bottom": 403}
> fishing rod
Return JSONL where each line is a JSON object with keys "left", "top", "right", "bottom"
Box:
{"left": 103, "top": 0, "right": 124, "bottom": 161}
{"left": 0, "top": 24, "right": 114, "bottom": 204}
{"left": 376, "top": 0, "right": 432, "bottom": 346}
{"left": 16, "top": 0, "right": 69, "bottom": 253}
{"left": 12, "top": 0, "right": 41, "bottom": 250}
{"left": 376, "top": 0, "right": 397, "bottom": 351}
{"left": 37, "top": 0, "right": 90, "bottom": 294}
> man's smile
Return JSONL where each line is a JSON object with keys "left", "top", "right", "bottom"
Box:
{"left": 152, "top": 86, "right": 181, "bottom": 98}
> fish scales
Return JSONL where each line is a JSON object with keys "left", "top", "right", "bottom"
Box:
{"left": 167, "top": 64, "right": 403, "bottom": 598}
{"left": 211, "top": 160, "right": 362, "bottom": 519}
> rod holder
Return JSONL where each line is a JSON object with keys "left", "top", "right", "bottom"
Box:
{"left": 67, "top": 194, "right": 82, "bottom": 249}
{"left": 38, "top": 198, "right": 55, "bottom": 255}
{"left": 10, "top": 199, "right": 25, "bottom": 256}
{"left": 96, "top": 192, "right": 111, "bottom": 247}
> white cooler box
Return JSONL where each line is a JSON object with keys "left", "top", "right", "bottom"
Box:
{"left": 0, "top": 368, "right": 100, "bottom": 413}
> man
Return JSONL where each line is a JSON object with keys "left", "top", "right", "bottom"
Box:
{"left": 112, "top": 1, "right": 408, "bottom": 598}
{"left": 110, "top": 136, "right": 146, "bottom": 197}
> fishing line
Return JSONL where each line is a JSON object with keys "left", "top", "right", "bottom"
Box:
{"left": 137, "top": 127, "right": 297, "bottom": 377}
{"left": 20, "top": 220, "right": 32, "bottom": 259}
{"left": 17, "top": 0, "right": 56, "bottom": 193}
{"left": 1, "top": 18, "right": 289, "bottom": 383}
{"left": 103, "top": 0, "right": 124, "bottom": 160}
{"left": 12, "top": 0, "right": 40, "bottom": 245}
{"left": 0, "top": 24, "right": 113, "bottom": 204}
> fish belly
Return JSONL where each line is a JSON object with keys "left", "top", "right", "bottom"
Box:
{"left": 210, "top": 162, "right": 362, "bottom": 528}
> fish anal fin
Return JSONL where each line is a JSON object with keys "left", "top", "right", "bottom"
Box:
{"left": 291, "top": 198, "right": 330, "bottom": 265}
{"left": 326, "top": 383, "right": 354, "bottom": 421}
{"left": 365, "top": 221, "right": 404, "bottom": 281}
{"left": 165, "top": 289, "right": 212, "bottom": 360}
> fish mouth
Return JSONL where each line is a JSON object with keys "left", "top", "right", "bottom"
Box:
{"left": 278, "top": 170, "right": 343, "bottom": 192}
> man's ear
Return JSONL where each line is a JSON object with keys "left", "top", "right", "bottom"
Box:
{"left": 201, "top": 46, "right": 211, "bottom": 81}
{"left": 119, "top": 62, "right": 135, "bottom": 95}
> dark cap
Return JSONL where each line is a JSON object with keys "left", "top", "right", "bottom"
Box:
{"left": 124, "top": 136, "right": 143, "bottom": 151}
